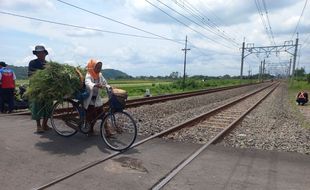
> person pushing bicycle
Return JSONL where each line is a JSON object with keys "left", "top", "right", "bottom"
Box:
{"left": 83, "top": 59, "right": 115, "bottom": 136}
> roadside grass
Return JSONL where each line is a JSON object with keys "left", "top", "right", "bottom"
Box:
{"left": 16, "top": 79, "right": 29, "bottom": 86}
{"left": 109, "top": 78, "right": 256, "bottom": 98}
{"left": 16, "top": 78, "right": 256, "bottom": 99}
{"left": 288, "top": 80, "right": 310, "bottom": 128}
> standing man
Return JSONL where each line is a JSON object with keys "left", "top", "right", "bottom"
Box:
{"left": 0, "top": 61, "right": 5, "bottom": 113}
{"left": 28, "top": 45, "right": 51, "bottom": 133}
{"left": 0, "top": 62, "right": 16, "bottom": 113}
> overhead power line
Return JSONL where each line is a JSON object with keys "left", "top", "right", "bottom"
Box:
{"left": 168, "top": 0, "right": 239, "bottom": 46}
{"left": 170, "top": 0, "right": 239, "bottom": 44}
{"left": 262, "top": 0, "right": 276, "bottom": 45}
{"left": 54, "top": 0, "right": 182, "bottom": 43}
{"left": 154, "top": 0, "right": 239, "bottom": 47}
{"left": 0, "top": 11, "right": 183, "bottom": 43}
{"left": 290, "top": 0, "right": 308, "bottom": 40}
{"left": 145, "top": 0, "right": 236, "bottom": 50}
{"left": 300, "top": 33, "right": 310, "bottom": 49}
{"left": 2, "top": 10, "right": 230, "bottom": 58}
{"left": 56, "top": 0, "right": 240, "bottom": 53}
{"left": 254, "top": 0, "right": 274, "bottom": 45}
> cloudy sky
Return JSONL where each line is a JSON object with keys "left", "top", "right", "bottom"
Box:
{"left": 0, "top": 0, "right": 309, "bottom": 77}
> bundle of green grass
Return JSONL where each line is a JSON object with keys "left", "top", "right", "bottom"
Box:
{"left": 27, "top": 61, "right": 85, "bottom": 102}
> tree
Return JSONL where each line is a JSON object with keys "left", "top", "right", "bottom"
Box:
{"left": 307, "top": 74, "right": 310, "bottom": 84}
{"left": 295, "top": 67, "right": 306, "bottom": 77}
{"left": 169, "top": 71, "right": 179, "bottom": 79}
{"left": 222, "top": 74, "right": 231, "bottom": 79}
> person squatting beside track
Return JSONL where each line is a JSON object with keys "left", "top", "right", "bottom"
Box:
{"left": 296, "top": 90, "right": 308, "bottom": 106}
{"left": 0, "top": 61, "right": 16, "bottom": 113}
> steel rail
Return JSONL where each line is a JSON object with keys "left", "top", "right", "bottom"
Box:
{"left": 151, "top": 83, "right": 279, "bottom": 190}
{"left": 32, "top": 82, "right": 275, "bottom": 190}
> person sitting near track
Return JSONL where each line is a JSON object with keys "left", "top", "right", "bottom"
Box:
{"left": 83, "top": 59, "right": 115, "bottom": 136}
{"left": 296, "top": 90, "right": 308, "bottom": 106}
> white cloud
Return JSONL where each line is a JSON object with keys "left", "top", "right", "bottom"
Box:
{"left": 0, "top": 0, "right": 54, "bottom": 11}
{"left": 72, "top": 45, "right": 89, "bottom": 57}
{"left": 66, "top": 28, "right": 102, "bottom": 37}
{"left": 1, "top": 0, "right": 309, "bottom": 76}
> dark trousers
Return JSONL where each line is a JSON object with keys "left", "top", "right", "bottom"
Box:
{"left": 0, "top": 88, "right": 2, "bottom": 112}
{"left": 0, "top": 88, "right": 14, "bottom": 112}
{"left": 296, "top": 98, "right": 308, "bottom": 105}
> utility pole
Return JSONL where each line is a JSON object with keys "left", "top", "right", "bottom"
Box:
{"left": 182, "top": 35, "right": 190, "bottom": 91}
{"left": 240, "top": 40, "right": 245, "bottom": 81}
{"left": 262, "top": 59, "right": 266, "bottom": 81}
{"left": 292, "top": 34, "right": 299, "bottom": 82}
{"left": 288, "top": 58, "right": 292, "bottom": 77}
{"left": 259, "top": 61, "right": 263, "bottom": 82}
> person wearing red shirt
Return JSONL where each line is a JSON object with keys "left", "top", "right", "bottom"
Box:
{"left": 0, "top": 62, "right": 16, "bottom": 113}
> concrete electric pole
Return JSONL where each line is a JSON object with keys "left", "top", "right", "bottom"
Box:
{"left": 182, "top": 35, "right": 190, "bottom": 91}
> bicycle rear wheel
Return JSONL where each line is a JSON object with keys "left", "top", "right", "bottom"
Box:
{"left": 51, "top": 99, "right": 80, "bottom": 137}
{"left": 100, "top": 111, "right": 137, "bottom": 151}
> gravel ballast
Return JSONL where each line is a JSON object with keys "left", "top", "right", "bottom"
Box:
{"left": 127, "top": 82, "right": 310, "bottom": 154}
{"left": 220, "top": 83, "right": 310, "bottom": 154}
{"left": 128, "top": 83, "right": 268, "bottom": 136}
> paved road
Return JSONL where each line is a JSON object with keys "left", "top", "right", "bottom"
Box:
{"left": 0, "top": 114, "right": 309, "bottom": 190}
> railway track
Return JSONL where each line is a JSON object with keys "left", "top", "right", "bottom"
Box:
{"left": 4, "top": 82, "right": 266, "bottom": 116}
{"left": 33, "top": 82, "right": 278, "bottom": 190}
{"left": 151, "top": 82, "right": 279, "bottom": 189}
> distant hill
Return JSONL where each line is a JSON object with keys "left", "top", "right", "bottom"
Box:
{"left": 8, "top": 65, "right": 131, "bottom": 80}
{"left": 102, "top": 69, "right": 131, "bottom": 79}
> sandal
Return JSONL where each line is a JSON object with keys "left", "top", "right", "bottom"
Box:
{"left": 43, "top": 125, "right": 52, "bottom": 131}
{"left": 36, "top": 126, "right": 44, "bottom": 133}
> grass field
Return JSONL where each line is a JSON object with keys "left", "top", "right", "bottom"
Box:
{"left": 16, "top": 78, "right": 256, "bottom": 98}
{"left": 288, "top": 80, "right": 310, "bottom": 128}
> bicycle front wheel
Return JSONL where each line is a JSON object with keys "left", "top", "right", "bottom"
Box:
{"left": 100, "top": 111, "right": 137, "bottom": 151}
{"left": 51, "top": 99, "right": 80, "bottom": 137}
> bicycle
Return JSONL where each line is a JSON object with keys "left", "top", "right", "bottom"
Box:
{"left": 50, "top": 87, "right": 137, "bottom": 151}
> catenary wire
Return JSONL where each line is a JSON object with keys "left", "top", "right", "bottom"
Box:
{"left": 169, "top": 0, "right": 239, "bottom": 45}
{"left": 262, "top": 0, "right": 276, "bottom": 45}
{"left": 301, "top": 34, "right": 310, "bottom": 49}
{"left": 181, "top": 0, "right": 240, "bottom": 42}
{"left": 1, "top": 11, "right": 238, "bottom": 60}
{"left": 54, "top": 0, "right": 183, "bottom": 43}
{"left": 54, "top": 0, "right": 239, "bottom": 55}
{"left": 158, "top": 0, "right": 239, "bottom": 47}
{"left": 145, "top": 0, "right": 236, "bottom": 50}
{"left": 290, "top": 0, "right": 308, "bottom": 40}
{"left": 0, "top": 10, "right": 183, "bottom": 43}
{"left": 254, "top": 0, "right": 273, "bottom": 45}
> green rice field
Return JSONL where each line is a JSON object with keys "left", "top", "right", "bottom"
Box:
{"left": 16, "top": 78, "right": 255, "bottom": 98}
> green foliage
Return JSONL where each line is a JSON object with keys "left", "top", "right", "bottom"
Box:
{"left": 289, "top": 80, "right": 310, "bottom": 91}
{"left": 7, "top": 65, "right": 28, "bottom": 79}
{"left": 288, "top": 80, "right": 310, "bottom": 128}
{"left": 26, "top": 62, "right": 83, "bottom": 102}
{"left": 307, "top": 74, "right": 310, "bottom": 84}
{"left": 295, "top": 67, "right": 306, "bottom": 78}
{"left": 109, "top": 78, "right": 250, "bottom": 97}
